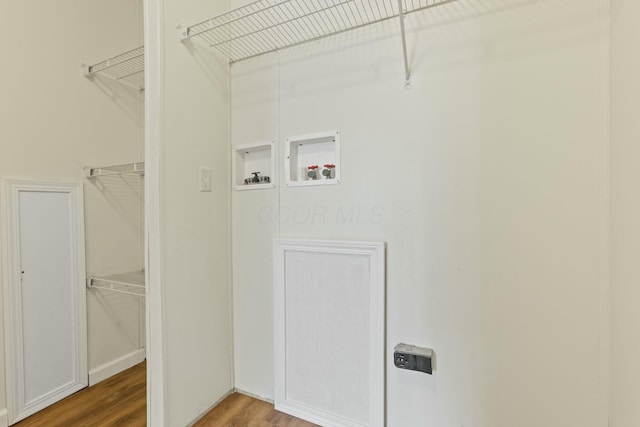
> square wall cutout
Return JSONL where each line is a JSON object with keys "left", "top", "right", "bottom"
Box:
{"left": 285, "top": 131, "right": 340, "bottom": 187}
{"left": 233, "top": 140, "right": 276, "bottom": 191}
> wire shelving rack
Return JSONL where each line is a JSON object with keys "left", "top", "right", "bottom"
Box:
{"left": 87, "top": 271, "right": 146, "bottom": 297}
{"left": 180, "top": 0, "right": 457, "bottom": 86}
{"left": 83, "top": 46, "right": 145, "bottom": 91}
{"left": 85, "top": 162, "right": 145, "bottom": 178}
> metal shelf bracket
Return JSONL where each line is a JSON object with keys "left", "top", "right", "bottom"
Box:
{"left": 177, "top": 25, "right": 188, "bottom": 42}
{"left": 397, "top": 0, "right": 411, "bottom": 90}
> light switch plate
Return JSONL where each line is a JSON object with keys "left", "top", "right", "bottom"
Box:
{"left": 200, "top": 167, "right": 212, "bottom": 192}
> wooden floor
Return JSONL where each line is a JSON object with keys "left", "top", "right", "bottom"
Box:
{"left": 14, "top": 362, "right": 146, "bottom": 427}
{"left": 194, "top": 393, "right": 317, "bottom": 427}
{"left": 13, "top": 361, "right": 316, "bottom": 427}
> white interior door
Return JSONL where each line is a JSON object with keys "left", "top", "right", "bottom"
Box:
{"left": 1, "top": 179, "right": 88, "bottom": 425}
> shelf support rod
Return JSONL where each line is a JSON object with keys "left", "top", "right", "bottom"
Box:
{"left": 396, "top": 0, "right": 411, "bottom": 89}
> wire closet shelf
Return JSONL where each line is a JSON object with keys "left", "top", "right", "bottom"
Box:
{"left": 87, "top": 271, "right": 146, "bottom": 297}
{"left": 180, "top": 0, "right": 456, "bottom": 64}
{"left": 85, "top": 162, "right": 145, "bottom": 178}
{"left": 83, "top": 46, "right": 145, "bottom": 90}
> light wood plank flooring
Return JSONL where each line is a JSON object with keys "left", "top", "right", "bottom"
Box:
{"left": 14, "top": 362, "right": 146, "bottom": 427}
{"left": 13, "top": 361, "right": 316, "bottom": 426}
{"left": 194, "top": 393, "right": 317, "bottom": 427}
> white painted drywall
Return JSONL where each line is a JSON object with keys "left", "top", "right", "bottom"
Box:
{"left": 154, "top": 0, "right": 233, "bottom": 425}
{"left": 231, "top": 0, "right": 610, "bottom": 425}
{"left": 0, "top": 0, "right": 144, "bottom": 419}
{"left": 610, "top": 0, "right": 640, "bottom": 425}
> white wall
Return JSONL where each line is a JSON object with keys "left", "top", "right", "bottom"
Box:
{"left": 0, "top": 0, "right": 144, "bottom": 420}
{"left": 154, "top": 0, "right": 233, "bottom": 425}
{"left": 610, "top": 0, "right": 640, "bottom": 425}
{"left": 232, "top": 0, "right": 610, "bottom": 425}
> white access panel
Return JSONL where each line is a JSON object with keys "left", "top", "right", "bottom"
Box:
{"left": 1, "top": 179, "right": 88, "bottom": 424}
{"left": 275, "top": 239, "right": 385, "bottom": 427}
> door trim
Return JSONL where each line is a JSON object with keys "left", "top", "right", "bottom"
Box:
{"left": 144, "top": 0, "right": 167, "bottom": 424}
{"left": 1, "top": 178, "right": 88, "bottom": 424}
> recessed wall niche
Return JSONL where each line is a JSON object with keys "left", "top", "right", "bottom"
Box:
{"left": 233, "top": 140, "right": 276, "bottom": 191}
{"left": 285, "top": 131, "right": 340, "bottom": 187}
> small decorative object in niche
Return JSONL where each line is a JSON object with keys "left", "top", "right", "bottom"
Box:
{"left": 285, "top": 131, "right": 340, "bottom": 187}
{"left": 233, "top": 140, "right": 276, "bottom": 191}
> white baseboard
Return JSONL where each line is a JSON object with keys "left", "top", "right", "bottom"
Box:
{"left": 0, "top": 408, "right": 7, "bottom": 427}
{"left": 89, "top": 348, "right": 146, "bottom": 386}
